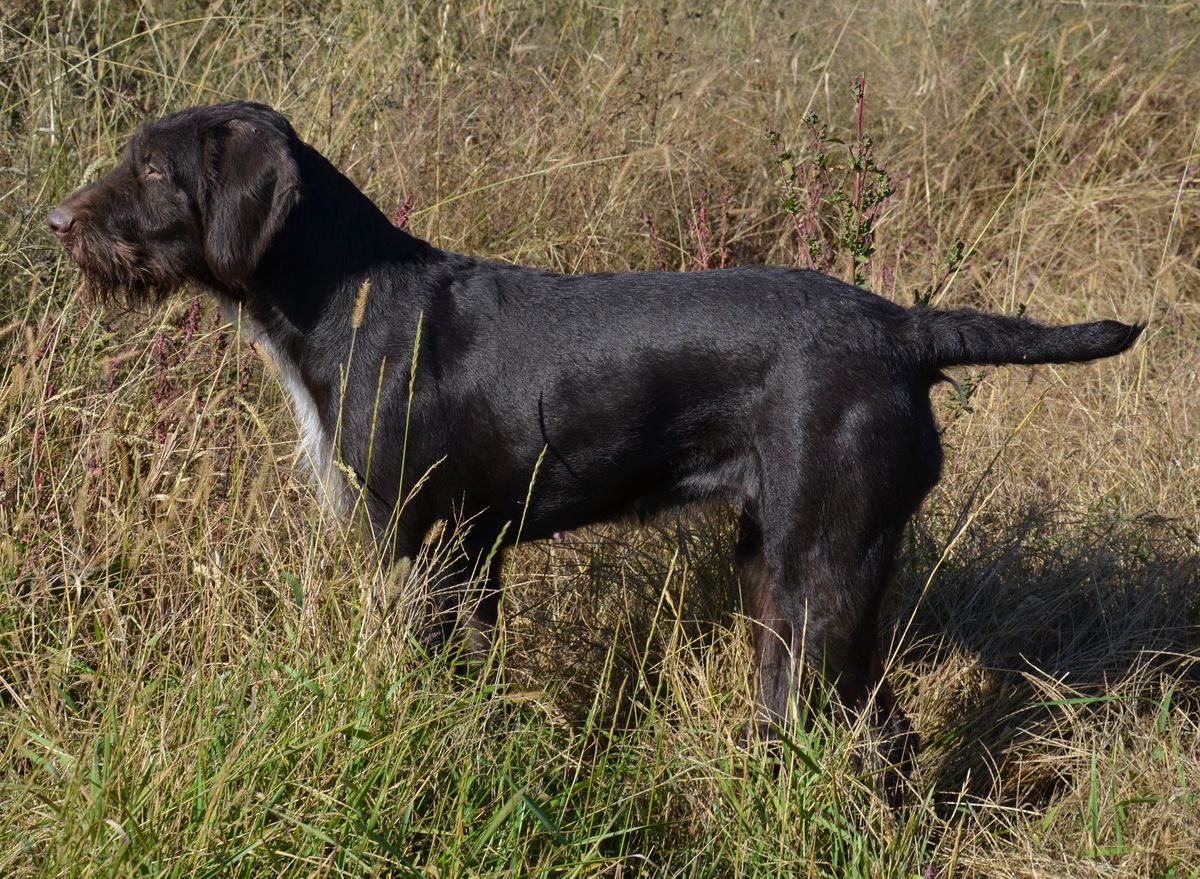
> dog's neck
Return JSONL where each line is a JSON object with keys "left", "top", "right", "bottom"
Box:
{"left": 220, "top": 146, "right": 439, "bottom": 512}
{"left": 247, "top": 143, "right": 435, "bottom": 340}
{"left": 227, "top": 143, "right": 441, "bottom": 401}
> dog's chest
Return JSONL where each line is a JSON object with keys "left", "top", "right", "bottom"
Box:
{"left": 234, "top": 312, "right": 345, "bottom": 514}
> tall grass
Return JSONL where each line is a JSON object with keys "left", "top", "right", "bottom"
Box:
{"left": 2, "top": 1, "right": 1198, "bottom": 876}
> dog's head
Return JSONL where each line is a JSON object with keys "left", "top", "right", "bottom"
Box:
{"left": 48, "top": 101, "right": 301, "bottom": 307}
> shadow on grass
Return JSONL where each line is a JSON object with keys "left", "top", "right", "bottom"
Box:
{"left": 895, "top": 505, "right": 1200, "bottom": 810}
{"left": 499, "top": 501, "right": 1199, "bottom": 811}
{"left": 500, "top": 507, "right": 745, "bottom": 734}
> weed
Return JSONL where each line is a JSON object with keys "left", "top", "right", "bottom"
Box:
{"left": 767, "top": 75, "right": 897, "bottom": 287}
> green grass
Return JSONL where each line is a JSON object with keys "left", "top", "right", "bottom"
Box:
{"left": 2, "top": 1, "right": 1199, "bottom": 876}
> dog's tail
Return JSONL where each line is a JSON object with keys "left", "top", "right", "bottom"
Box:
{"left": 910, "top": 308, "right": 1143, "bottom": 369}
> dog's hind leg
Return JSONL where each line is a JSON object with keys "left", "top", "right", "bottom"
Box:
{"left": 752, "top": 392, "right": 939, "bottom": 799}
{"left": 762, "top": 503, "right": 919, "bottom": 799}
{"left": 737, "top": 508, "right": 794, "bottom": 736}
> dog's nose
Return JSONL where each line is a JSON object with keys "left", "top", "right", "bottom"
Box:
{"left": 48, "top": 207, "right": 75, "bottom": 236}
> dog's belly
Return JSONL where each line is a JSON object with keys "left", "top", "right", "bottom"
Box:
{"left": 454, "top": 386, "right": 760, "bottom": 541}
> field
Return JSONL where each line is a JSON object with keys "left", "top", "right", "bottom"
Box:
{"left": 2, "top": 1, "right": 1198, "bottom": 876}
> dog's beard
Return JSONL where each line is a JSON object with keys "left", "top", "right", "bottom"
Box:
{"left": 64, "top": 231, "right": 185, "bottom": 309}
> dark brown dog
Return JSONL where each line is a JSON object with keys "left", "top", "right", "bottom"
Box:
{"left": 50, "top": 101, "right": 1142, "bottom": 797}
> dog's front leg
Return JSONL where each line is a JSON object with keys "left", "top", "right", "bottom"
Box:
{"left": 407, "top": 527, "right": 505, "bottom": 664}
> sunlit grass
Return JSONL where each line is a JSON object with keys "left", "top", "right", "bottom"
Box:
{"left": 2, "top": 1, "right": 1198, "bottom": 876}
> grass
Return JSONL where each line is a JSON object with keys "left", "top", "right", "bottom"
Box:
{"left": 2, "top": 0, "right": 1199, "bottom": 876}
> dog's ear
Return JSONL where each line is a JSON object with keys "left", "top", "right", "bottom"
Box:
{"left": 200, "top": 117, "right": 299, "bottom": 288}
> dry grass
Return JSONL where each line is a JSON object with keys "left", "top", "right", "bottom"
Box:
{"left": 1, "top": 1, "right": 1198, "bottom": 876}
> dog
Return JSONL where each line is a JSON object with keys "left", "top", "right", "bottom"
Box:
{"left": 49, "top": 101, "right": 1141, "bottom": 791}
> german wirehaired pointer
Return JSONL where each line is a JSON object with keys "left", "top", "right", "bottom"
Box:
{"left": 49, "top": 101, "right": 1141, "bottom": 789}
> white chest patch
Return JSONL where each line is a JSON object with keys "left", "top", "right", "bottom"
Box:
{"left": 229, "top": 306, "right": 346, "bottom": 515}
